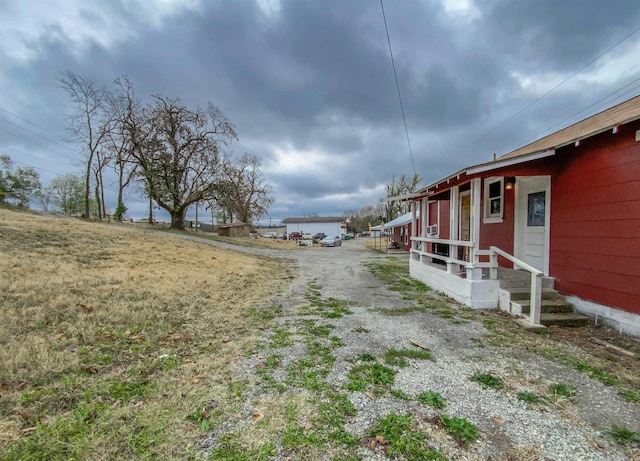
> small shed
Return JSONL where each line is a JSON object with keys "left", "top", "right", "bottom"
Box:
{"left": 218, "top": 222, "right": 251, "bottom": 237}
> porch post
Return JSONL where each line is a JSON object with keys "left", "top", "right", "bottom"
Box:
{"left": 466, "top": 178, "right": 483, "bottom": 280}
{"left": 411, "top": 201, "right": 417, "bottom": 245}
{"left": 448, "top": 186, "right": 460, "bottom": 273}
{"left": 422, "top": 198, "right": 428, "bottom": 254}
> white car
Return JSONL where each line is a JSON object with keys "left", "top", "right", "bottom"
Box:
{"left": 262, "top": 231, "right": 277, "bottom": 238}
{"left": 320, "top": 236, "right": 342, "bottom": 247}
{"left": 302, "top": 233, "right": 313, "bottom": 240}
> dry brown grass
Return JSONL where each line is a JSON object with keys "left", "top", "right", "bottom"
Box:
{"left": 0, "top": 208, "right": 290, "bottom": 459}
{"left": 121, "top": 222, "right": 308, "bottom": 251}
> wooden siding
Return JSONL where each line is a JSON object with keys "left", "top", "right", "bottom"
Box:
{"left": 478, "top": 179, "right": 516, "bottom": 260}
{"left": 550, "top": 120, "right": 640, "bottom": 314}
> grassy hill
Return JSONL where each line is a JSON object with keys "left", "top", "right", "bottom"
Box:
{"left": 0, "top": 209, "right": 290, "bottom": 459}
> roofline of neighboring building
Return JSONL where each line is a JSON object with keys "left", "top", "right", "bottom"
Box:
{"left": 282, "top": 216, "right": 347, "bottom": 224}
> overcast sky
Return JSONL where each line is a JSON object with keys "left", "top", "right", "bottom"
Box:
{"left": 2, "top": 0, "right": 640, "bottom": 224}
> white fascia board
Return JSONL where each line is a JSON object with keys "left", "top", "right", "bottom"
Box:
{"left": 466, "top": 149, "right": 555, "bottom": 175}
{"left": 381, "top": 191, "right": 429, "bottom": 202}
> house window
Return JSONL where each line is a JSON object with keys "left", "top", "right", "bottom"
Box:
{"left": 483, "top": 177, "right": 503, "bottom": 223}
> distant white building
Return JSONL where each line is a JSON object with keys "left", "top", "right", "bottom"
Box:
{"left": 282, "top": 216, "right": 347, "bottom": 238}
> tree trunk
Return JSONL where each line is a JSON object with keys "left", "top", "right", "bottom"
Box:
{"left": 117, "top": 165, "right": 125, "bottom": 221}
{"left": 148, "top": 196, "right": 153, "bottom": 224}
{"left": 99, "top": 166, "right": 106, "bottom": 219}
{"left": 95, "top": 183, "right": 102, "bottom": 220}
{"left": 170, "top": 209, "right": 186, "bottom": 230}
{"left": 84, "top": 154, "right": 93, "bottom": 218}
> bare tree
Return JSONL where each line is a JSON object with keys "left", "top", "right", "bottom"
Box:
{"left": 348, "top": 203, "right": 386, "bottom": 232}
{"left": 59, "top": 72, "right": 115, "bottom": 218}
{"left": 212, "top": 153, "right": 273, "bottom": 223}
{"left": 384, "top": 173, "right": 422, "bottom": 221}
{"left": 128, "top": 95, "right": 237, "bottom": 229}
{"left": 107, "top": 76, "right": 139, "bottom": 220}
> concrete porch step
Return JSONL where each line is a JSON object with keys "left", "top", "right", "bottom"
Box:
{"left": 506, "top": 287, "right": 561, "bottom": 301}
{"left": 539, "top": 312, "right": 590, "bottom": 328}
{"left": 511, "top": 298, "right": 574, "bottom": 315}
{"left": 498, "top": 276, "right": 556, "bottom": 290}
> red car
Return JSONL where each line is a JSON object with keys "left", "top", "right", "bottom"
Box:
{"left": 288, "top": 232, "right": 303, "bottom": 240}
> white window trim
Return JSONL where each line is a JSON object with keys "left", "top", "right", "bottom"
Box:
{"left": 483, "top": 176, "right": 504, "bottom": 224}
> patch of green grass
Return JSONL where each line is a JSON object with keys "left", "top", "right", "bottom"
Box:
{"left": 211, "top": 435, "right": 277, "bottom": 460}
{"left": 547, "top": 383, "right": 577, "bottom": 400}
{"left": 186, "top": 404, "right": 218, "bottom": 431}
{"left": 603, "top": 425, "right": 640, "bottom": 447}
{"left": 470, "top": 371, "right": 504, "bottom": 390}
{"left": 517, "top": 391, "right": 542, "bottom": 404}
{"left": 439, "top": 415, "right": 479, "bottom": 445}
{"left": 304, "top": 321, "right": 334, "bottom": 338}
{"left": 540, "top": 349, "right": 619, "bottom": 386}
{"left": 620, "top": 389, "right": 640, "bottom": 403}
{"left": 390, "top": 389, "right": 413, "bottom": 400}
{"left": 268, "top": 328, "right": 295, "bottom": 348}
{"left": 330, "top": 336, "right": 346, "bottom": 348}
{"left": 417, "top": 391, "right": 445, "bottom": 409}
{"left": 344, "top": 363, "right": 396, "bottom": 392}
{"left": 248, "top": 304, "right": 283, "bottom": 323}
{"left": 264, "top": 354, "right": 282, "bottom": 369}
{"left": 574, "top": 361, "right": 617, "bottom": 386}
{"left": 307, "top": 341, "right": 336, "bottom": 366}
{"left": 384, "top": 347, "right": 433, "bottom": 367}
{"left": 367, "top": 412, "right": 445, "bottom": 460}
{"left": 303, "top": 287, "right": 355, "bottom": 319}
{"left": 352, "top": 327, "right": 369, "bottom": 333}
{"left": 353, "top": 353, "right": 376, "bottom": 362}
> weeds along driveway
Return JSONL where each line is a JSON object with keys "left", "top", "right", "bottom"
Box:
{"left": 156, "top": 233, "right": 640, "bottom": 460}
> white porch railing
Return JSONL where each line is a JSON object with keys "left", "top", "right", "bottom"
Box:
{"left": 488, "top": 246, "right": 543, "bottom": 326}
{"left": 411, "top": 236, "right": 475, "bottom": 274}
{"left": 410, "top": 237, "right": 543, "bottom": 326}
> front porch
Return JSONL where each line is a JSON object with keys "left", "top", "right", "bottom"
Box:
{"left": 409, "top": 238, "right": 588, "bottom": 329}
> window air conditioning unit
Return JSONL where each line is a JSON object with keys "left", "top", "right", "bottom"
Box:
{"left": 427, "top": 225, "right": 438, "bottom": 235}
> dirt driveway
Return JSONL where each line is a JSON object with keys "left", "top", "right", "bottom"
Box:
{"left": 165, "top": 233, "right": 640, "bottom": 460}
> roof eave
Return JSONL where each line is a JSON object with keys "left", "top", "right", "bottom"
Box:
{"left": 466, "top": 149, "right": 555, "bottom": 175}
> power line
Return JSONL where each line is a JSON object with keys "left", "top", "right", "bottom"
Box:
{"left": 0, "top": 104, "right": 66, "bottom": 141}
{"left": 380, "top": 0, "right": 416, "bottom": 176}
{"left": 450, "top": 22, "right": 640, "bottom": 158}
{"left": 0, "top": 114, "right": 66, "bottom": 147}
{"left": 10, "top": 158, "right": 121, "bottom": 195}
{"left": 0, "top": 125, "right": 78, "bottom": 162}
{"left": 511, "top": 77, "right": 640, "bottom": 151}
{"left": 1, "top": 145, "right": 78, "bottom": 169}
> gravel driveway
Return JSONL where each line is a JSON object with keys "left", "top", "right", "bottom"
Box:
{"left": 164, "top": 233, "right": 640, "bottom": 460}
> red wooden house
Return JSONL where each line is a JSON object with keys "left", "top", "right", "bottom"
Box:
{"left": 401, "top": 95, "right": 640, "bottom": 335}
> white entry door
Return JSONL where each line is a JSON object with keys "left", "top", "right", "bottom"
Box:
{"left": 514, "top": 176, "right": 551, "bottom": 275}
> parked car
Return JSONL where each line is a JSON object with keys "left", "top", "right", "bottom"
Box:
{"left": 313, "top": 233, "right": 326, "bottom": 241}
{"left": 288, "top": 232, "right": 303, "bottom": 240}
{"left": 320, "top": 236, "right": 342, "bottom": 247}
{"left": 262, "top": 231, "right": 277, "bottom": 238}
{"left": 359, "top": 231, "right": 370, "bottom": 237}
{"left": 302, "top": 233, "right": 313, "bottom": 240}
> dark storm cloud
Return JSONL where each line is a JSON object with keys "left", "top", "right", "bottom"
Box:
{"left": 3, "top": 0, "right": 640, "bottom": 220}
{"left": 484, "top": 0, "right": 640, "bottom": 71}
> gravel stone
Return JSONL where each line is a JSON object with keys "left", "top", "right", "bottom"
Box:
{"left": 169, "top": 234, "right": 639, "bottom": 460}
